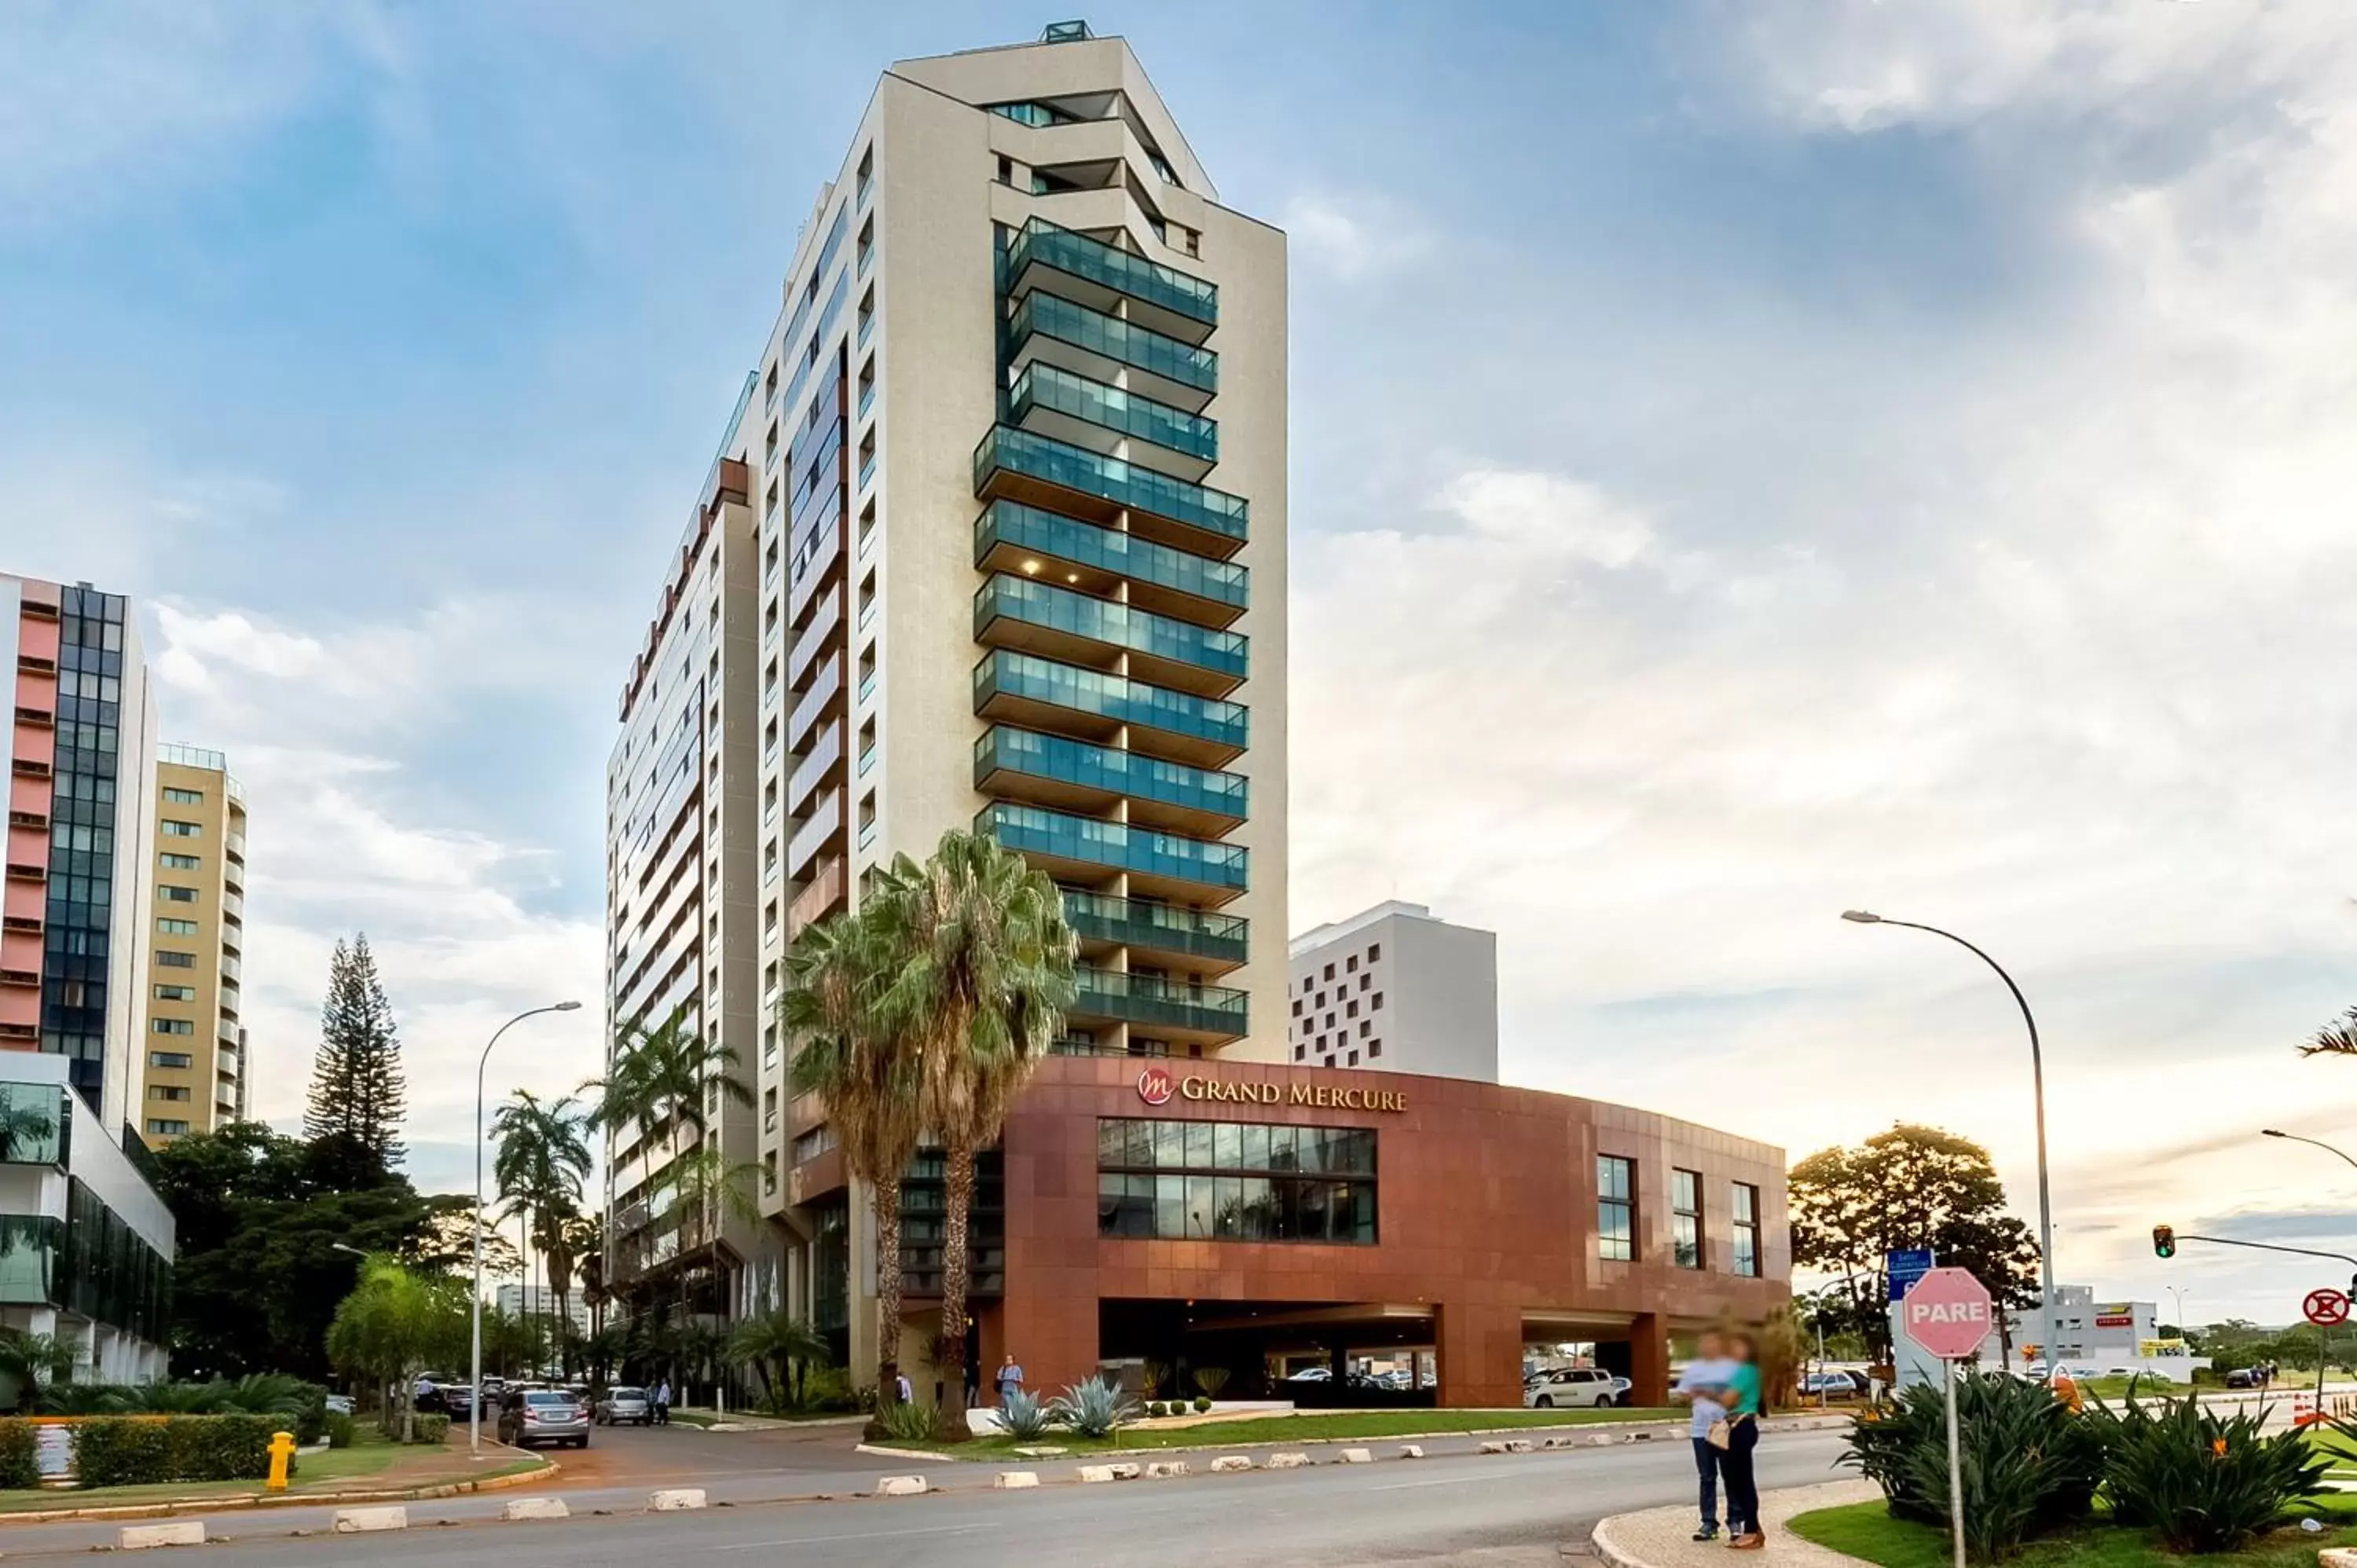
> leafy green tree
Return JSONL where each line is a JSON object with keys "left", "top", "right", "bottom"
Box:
{"left": 303, "top": 935, "right": 409, "bottom": 1183}
{"left": 325, "top": 1254, "right": 467, "bottom": 1440}
{"left": 1790, "top": 1123, "right": 2042, "bottom": 1362}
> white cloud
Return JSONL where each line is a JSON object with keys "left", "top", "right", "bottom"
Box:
{"left": 1281, "top": 191, "right": 1431, "bottom": 281}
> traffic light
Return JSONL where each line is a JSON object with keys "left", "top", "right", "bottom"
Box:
{"left": 2154, "top": 1225, "right": 2176, "bottom": 1259}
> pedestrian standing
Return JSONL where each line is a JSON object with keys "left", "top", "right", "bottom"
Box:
{"left": 1670, "top": 1332, "right": 1739, "bottom": 1541}
{"left": 653, "top": 1376, "right": 672, "bottom": 1426}
{"left": 997, "top": 1354, "right": 1025, "bottom": 1405}
{"left": 1720, "top": 1332, "right": 1766, "bottom": 1550}
{"left": 963, "top": 1356, "right": 982, "bottom": 1412}
{"left": 895, "top": 1370, "right": 914, "bottom": 1405}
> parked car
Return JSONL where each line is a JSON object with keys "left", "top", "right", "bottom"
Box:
{"left": 323, "top": 1394, "right": 354, "bottom": 1417}
{"left": 1800, "top": 1371, "right": 1865, "bottom": 1401}
{"left": 498, "top": 1388, "right": 591, "bottom": 1449}
{"left": 2226, "top": 1366, "right": 2264, "bottom": 1389}
{"left": 1526, "top": 1367, "right": 1630, "bottom": 1409}
{"left": 597, "top": 1387, "right": 653, "bottom": 1426}
{"left": 1283, "top": 1366, "right": 1333, "bottom": 1382}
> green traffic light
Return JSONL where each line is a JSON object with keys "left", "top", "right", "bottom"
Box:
{"left": 2154, "top": 1224, "right": 2176, "bottom": 1258}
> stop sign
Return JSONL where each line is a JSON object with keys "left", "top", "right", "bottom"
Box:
{"left": 1902, "top": 1266, "right": 1996, "bottom": 1360}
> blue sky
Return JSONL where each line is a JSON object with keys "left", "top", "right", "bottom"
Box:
{"left": 9, "top": 0, "right": 2357, "bottom": 1321}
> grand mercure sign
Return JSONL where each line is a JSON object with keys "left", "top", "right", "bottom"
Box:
{"left": 1135, "top": 1064, "right": 1407, "bottom": 1113}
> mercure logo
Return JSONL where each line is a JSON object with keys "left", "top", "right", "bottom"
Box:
{"left": 1137, "top": 1065, "right": 1175, "bottom": 1106}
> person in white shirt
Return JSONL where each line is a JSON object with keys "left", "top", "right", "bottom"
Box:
{"left": 1671, "top": 1332, "right": 1741, "bottom": 1542}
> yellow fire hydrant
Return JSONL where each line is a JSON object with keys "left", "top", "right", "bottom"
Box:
{"left": 266, "top": 1431, "right": 296, "bottom": 1493}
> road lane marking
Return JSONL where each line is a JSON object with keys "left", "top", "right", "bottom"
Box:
{"left": 709, "top": 1522, "right": 996, "bottom": 1550}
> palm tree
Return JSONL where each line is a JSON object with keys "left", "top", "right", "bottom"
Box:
{"left": 650, "top": 1142, "right": 763, "bottom": 1336}
{"left": 589, "top": 1007, "right": 753, "bottom": 1317}
{"left": 0, "top": 1328, "right": 75, "bottom": 1413}
{"left": 492, "top": 1090, "right": 593, "bottom": 1346}
{"left": 2301, "top": 1008, "right": 2357, "bottom": 1057}
{"left": 872, "top": 829, "right": 1076, "bottom": 1440}
{"left": 731, "top": 1310, "right": 830, "bottom": 1412}
{"left": 783, "top": 895, "right": 926, "bottom": 1418}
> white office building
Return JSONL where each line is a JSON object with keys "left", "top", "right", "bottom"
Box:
{"left": 494, "top": 1284, "right": 592, "bottom": 1338}
{"left": 1286, "top": 903, "right": 1498, "bottom": 1081}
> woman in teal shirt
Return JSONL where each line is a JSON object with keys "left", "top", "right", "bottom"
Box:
{"left": 1720, "top": 1334, "right": 1765, "bottom": 1548}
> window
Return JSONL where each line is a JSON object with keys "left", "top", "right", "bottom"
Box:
{"left": 155, "top": 951, "right": 196, "bottom": 969}
{"left": 1292, "top": 1045, "right": 1304, "bottom": 1061}
{"left": 1347, "top": 1050, "right": 1359, "bottom": 1066}
{"left": 1732, "top": 1183, "right": 1761, "bottom": 1277}
{"left": 152, "top": 1019, "right": 194, "bottom": 1036}
{"left": 148, "top": 1086, "right": 191, "bottom": 1102}
{"left": 158, "top": 885, "right": 197, "bottom": 903}
{"left": 1671, "top": 1168, "right": 1703, "bottom": 1269}
{"left": 1372, "top": 993, "right": 1384, "bottom": 1010}
{"left": 159, "top": 852, "right": 200, "bottom": 870}
{"left": 148, "top": 1051, "right": 192, "bottom": 1069}
{"left": 1347, "top": 955, "right": 1358, "bottom": 973}
{"left": 1096, "top": 1119, "right": 1378, "bottom": 1244}
{"left": 1369, "top": 1039, "right": 1382, "bottom": 1057}
{"left": 1367, "top": 943, "right": 1380, "bottom": 962}
{"left": 163, "top": 787, "right": 203, "bottom": 804}
{"left": 1290, "top": 999, "right": 1301, "bottom": 1017}
{"left": 1597, "top": 1155, "right": 1636, "bottom": 1262}
{"left": 156, "top": 919, "right": 199, "bottom": 936}
{"left": 152, "top": 984, "right": 196, "bottom": 1002}
{"left": 1323, "top": 963, "right": 1335, "bottom": 980}
{"left": 791, "top": 1126, "right": 837, "bottom": 1165}
{"left": 161, "top": 819, "right": 201, "bottom": 837}
{"left": 146, "top": 1119, "right": 191, "bottom": 1137}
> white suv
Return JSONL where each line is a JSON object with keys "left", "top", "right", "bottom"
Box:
{"left": 1526, "top": 1367, "right": 1630, "bottom": 1409}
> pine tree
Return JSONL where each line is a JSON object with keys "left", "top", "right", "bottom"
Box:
{"left": 304, "top": 935, "right": 409, "bottom": 1183}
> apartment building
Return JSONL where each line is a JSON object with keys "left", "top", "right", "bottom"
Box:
{"left": 1287, "top": 902, "right": 1499, "bottom": 1082}
{"left": 135, "top": 745, "right": 249, "bottom": 1144}
{"left": 4, "top": 577, "right": 156, "bottom": 1134}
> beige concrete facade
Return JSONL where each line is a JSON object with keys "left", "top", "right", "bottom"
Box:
{"left": 134, "top": 746, "right": 246, "bottom": 1144}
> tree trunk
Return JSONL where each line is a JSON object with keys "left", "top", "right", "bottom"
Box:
{"left": 937, "top": 1140, "right": 976, "bottom": 1442}
{"left": 868, "top": 1175, "right": 904, "bottom": 1441}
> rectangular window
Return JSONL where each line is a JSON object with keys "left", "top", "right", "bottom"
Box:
{"left": 163, "top": 787, "right": 204, "bottom": 805}
{"left": 148, "top": 1052, "right": 192, "bottom": 1069}
{"left": 1096, "top": 1119, "right": 1377, "bottom": 1244}
{"left": 158, "top": 885, "right": 198, "bottom": 903}
{"left": 145, "top": 1119, "right": 190, "bottom": 1136}
{"left": 152, "top": 1019, "right": 195, "bottom": 1036}
{"left": 147, "top": 1086, "right": 191, "bottom": 1102}
{"left": 1732, "top": 1182, "right": 1761, "bottom": 1277}
{"left": 157, "top": 918, "right": 199, "bottom": 936}
{"left": 159, "top": 852, "right": 200, "bottom": 870}
{"left": 1671, "top": 1168, "right": 1703, "bottom": 1269}
{"left": 152, "top": 984, "right": 196, "bottom": 1002}
{"left": 1597, "top": 1155, "right": 1636, "bottom": 1262}
{"left": 160, "top": 819, "right": 202, "bottom": 837}
{"left": 155, "top": 951, "right": 196, "bottom": 969}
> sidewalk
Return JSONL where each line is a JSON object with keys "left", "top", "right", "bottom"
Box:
{"left": 1593, "top": 1478, "right": 1879, "bottom": 1568}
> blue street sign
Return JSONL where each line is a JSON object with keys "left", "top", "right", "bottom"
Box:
{"left": 1887, "top": 1248, "right": 1936, "bottom": 1302}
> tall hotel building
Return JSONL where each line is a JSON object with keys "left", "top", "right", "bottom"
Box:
{"left": 134, "top": 745, "right": 250, "bottom": 1143}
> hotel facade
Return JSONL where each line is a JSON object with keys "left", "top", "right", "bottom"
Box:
{"left": 603, "top": 25, "right": 1787, "bottom": 1406}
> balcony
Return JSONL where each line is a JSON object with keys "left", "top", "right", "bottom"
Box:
{"left": 788, "top": 855, "right": 847, "bottom": 936}
{"left": 789, "top": 790, "right": 845, "bottom": 881}
{"left": 1071, "top": 966, "right": 1248, "bottom": 1043}
{"left": 973, "top": 425, "right": 1245, "bottom": 559}
{"left": 973, "top": 650, "right": 1247, "bottom": 768}
{"left": 974, "top": 575, "right": 1245, "bottom": 698}
{"left": 977, "top": 801, "right": 1247, "bottom": 903}
{"left": 1062, "top": 890, "right": 1249, "bottom": 974}
{"left": 221, "top": 889, "right": 243, "bottom": 922}
{"left": 787, "top": 584, "right": 843, "bottom": 690}
{"left": 1007, "top": 362, "right": 1215, "bottom": 482}
{"left": 976, "top": 500, "right": 1246, "bottom": 627}
{"left": 219, "top": 953, "right": 240, "bottom": 984}
{"left": 787, "top": 653, "right": 844, "bottom": 753}
{"left": 1003, "top": 217, "right": 1217, "bottom": 343}
{"left": 788, "top": 722, "right": 845, "bottom": 816}
{"left": 1005, "top": 292, "right": 1215, "bottom": 412}
{"left": 975, "top": 725, "right": 1246, "bottom": 837}
{"left": 787, "top": 522, "right": 843, "bottom": 625}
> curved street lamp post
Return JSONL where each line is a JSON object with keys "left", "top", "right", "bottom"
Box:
{"left": 471, "top": 1002, "right": 582, "bottom": 1458}
{"left": 1842, "top": 910, "right": 2058, "bottom": 1380}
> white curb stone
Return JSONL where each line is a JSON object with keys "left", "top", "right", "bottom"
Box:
{"left": 1146, "top": 1460, "right": 1190, "bottom": 1478}
{"left": 333, "top": 1506, "right": 409, "bottom": 1533}
{"left": 1266, "top": 1451, "right": 1310, "bottom": 1469}
{"left": 1338, "top": 1448, "right": 1373, "bottom": 1464}
{"left": 649, "top": 1489, "right": 708, "bottom": 1511}
{"left": 1398, "top": 1444, "right": 1424, "bottom": 1459}
{"left": 1013, "top": 1445, "right": 1068, "bottom": 1457}
{"left": 877, "top": 1475, "right": 929, "bottom": 1497}
{"left": 119, "top": 1520, "right": 207, "bottom": 1550}
{"left": 1210, "top": 1454, "right": 1254, "bottom": 1472}
{"left": 1108, "top": 1462, "right": 1142, "bottom": 1480}
{"left": 1589, "top": 1433, "right": 1618, "bottom": 1447}
{"left": 1501, "top": 1439, "right": 1535, "bottom": 1453}
{"left": 995, "top": 1471, "right": 1039, "bottom": 1489}
{"left": 1078, "top": 1464, "right": 1119, "bottom": 1483}
{"left": 503, "top": 1497, "right": 570, "bottom": 1521}
{"left": 1479, "top": 1441, "right": 1509, "bottom": 1454}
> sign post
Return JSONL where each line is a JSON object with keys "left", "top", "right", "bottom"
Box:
{"left": 2305, "top": 1288, "right": 2348, "bottom": 1423}
{"left": 1903, "top": 1266, "right": 1996, "bottom": 1568}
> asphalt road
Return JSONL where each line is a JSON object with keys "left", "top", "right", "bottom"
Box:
{"left": 0, "top": 1424, "right": 1853, "bottom": 1565}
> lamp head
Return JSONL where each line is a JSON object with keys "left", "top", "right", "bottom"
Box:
{"left": 1841, "top": 910, "right": 1883, "bottom": 925}
{"left": 2263, "top": 1129, "right": 2287, "bottom": 1138}
{"left": 555, "top": 1001, "right": 584, "bottom": 1013}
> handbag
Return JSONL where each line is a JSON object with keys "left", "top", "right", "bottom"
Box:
{"left": 1705, "top": 1417, "right": 1732, "bottom": 1450}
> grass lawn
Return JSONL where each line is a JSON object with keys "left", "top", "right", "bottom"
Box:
{"left": 0, "top": 1427, "right": 544, "bottom": 1514}
{"left": 1788, "top": 1493, "right": 2357, "bottom": 1568}
{"left": 2080, "top": 1376, "right": 2187, "bottom": 1402}
{"left": 939, "top": 1405, "right": 1678, "bottom": 1460}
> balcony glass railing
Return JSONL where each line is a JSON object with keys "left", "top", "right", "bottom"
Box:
{"left": 1007, "top": 218, "right": 1217, "bottom": 327}
{"left": 1074, "top": 966, "right": 1249, "bottom": 1036}
{"left": 976, "top": 576, "right": 1246, "bottom": 683}
{"left": 973, "top": 650, "right": 1248, "bottom": 753}
{"left": 857, "top": 452, "right": 876, "bottom": 493}
{"left": 857, "top": 382, "right": 874, "bottom": 420}
{"left": 977, "top": 500, "right": 1247, "bottom": 612}
{"left": 1008, "top": 363, "right": 1217, "bottom": 463}
{"left": 977, "top": 726, "right": 1246, "bottom": 822}
{"left": 0, "top": 1084, "right": 65, "bottom": 1167}
{"left": 857, "top": 313, "right": 874, "bottom": 350}
{"left": 1061, "top": 890, "right": 1248, "bottom": 965}
{"left": 977, "top": 802, "right": 1248, "bottom": 892}
{"left": 974, "top": 427, "right": 1246, "bottom": 544}
{"left": 1006, "top": 292, "right": 1215, "bottom": 395}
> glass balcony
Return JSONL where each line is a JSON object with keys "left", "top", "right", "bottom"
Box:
{"left": 973, "top": 650, "right": 1247, "bottom": 765}
{"left": 1061, "top": 890, "right": 1249, "bottom": 969}
{"left": 857, "top": 452, "right": 876, "bottom": 493}
{"left": 857, "top": 382, "right": 874, "bottom": 421}
{"left": 1006, "top": 293, "right": 1215, "bottom": 398}
{"left": 974, "top": 426, "right": 1246, "bottom": 550}
{"left": 977, "top": 801, "right": 1248, "bottom": 896}
{"left": 974, "top": 574, "right": 1245, "bottom": 694}
{"left": 975, "top": 725, "right": 1247, "bottom": 830}
{"left": 1005, "top": 217, "right": 1217, "bottom": 332}
{"left": 975, "top": 500, "right": 1247, "bottom": 621}
{"left": 1073, "top": 966, "right": 1248, "bottom": 1039}
{"left": 0, "top": 1083, "right": 65, "bottom": 1167}
{"left": 858, "top": 313, "right": 874, "bottom": 350}
{"left": 1007, "top": 363, "right": 1216, "bottom": 466}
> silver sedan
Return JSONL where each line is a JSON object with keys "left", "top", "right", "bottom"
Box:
{"left": 500, "top": 1389, "right": 591, "bottom": 1449}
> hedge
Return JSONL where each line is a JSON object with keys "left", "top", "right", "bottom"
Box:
{"left": 74, "top": 1416, "right": 280, "bottom": 1487}
{"left": 0, "top": 1420, "right": 36, "bottom": 1490}
{"left": 412, "top": 1413, "right": 450, "bottom": 1445}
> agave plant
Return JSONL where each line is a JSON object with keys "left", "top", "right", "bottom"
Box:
{"left": 998, "top": 1387, "right": 1052, "bottom": 1442}
{"left": 129, "top": 1380, "right": 229, "bottom": 1414}
{"left": 2093, "top": 1392, "right": 2334, "bottom": 1552}
{"left": 876, "top": 1397, "right": 944, "bottom": 1444}
{"left": 1047, "top": 1379, "right": 1139, "bottom": 1440}
{"left": 38, "top": 1383, "right": 132, "bottom": 1416}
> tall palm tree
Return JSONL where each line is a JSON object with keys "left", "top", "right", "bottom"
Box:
{"left": 2301, "top": 1007, "right": 2357, "bottom": 1057}
{"left": 492, "top": 1090, "right": 594, "bottom": 1343}
{"left": 730, "top": 1310, "right": 830, "bottom": 1411}
{"left": 590, "top": 1007, "right": 753, "bottom": 1317}
{"left": 783, "top": 895, "right": 926, "bottom": 1418}
{"left": 873, "top": 829, "right": 1076, "bottom": 1439}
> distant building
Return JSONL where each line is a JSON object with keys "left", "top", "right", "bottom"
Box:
{"left": 1286, "top": 903, "right": 1498, "bottom": 1081}
{"left": 136, "top": 745, "right": 250, "bottom": 1145}
{"left": 494, "top": 1283, "right": 592, "bottom": 1337}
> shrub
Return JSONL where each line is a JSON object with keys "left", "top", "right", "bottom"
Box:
{"left": 797, "top": 1366, "right": 870, "bottom": 1414}
{"left": 2093, "top": 1394, "right": 2332, "bottom": 1552}
{"left": 1842, "top": 1372, "right": 2102, "bottom": 1559}
{"left": 411, "top": 1413, "right": 451, "bottom": 1445}
{"left": 1145, "top": 1401, "right": 1164, "bottom": 1418}
{"left": 999, "top": 1388, "right": 1052, "bottom": 1442}
{"left": 1047, "top": 1379, "right": 1139, "bottom": 1441}
{"left": 1194, "top": 1396, "right": 1211, "bottom": 1414}
{"left": 324, "top": 1412, "right": 356, "bottom": 1450}
{"left": 166, "top": 1415, "right": 276, "bottom": 1482}
{"left": 0, "top": 1419, "right": 37, "bottom": 1489}
{"left": 1192, "top": 1367, "right": 1230, "bottom": 1400}
{"left": 73, "top": 1418, "right": 173, "bottom": 1487}
{"left": 877, "top": 1399, "right": 942, "bottom": 1444}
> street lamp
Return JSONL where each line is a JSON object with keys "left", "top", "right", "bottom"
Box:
{"left": 2262, "top": 1129, "right": 2357, "bottom": 1174}
{"left": 1842, "top": 910, "right": 2058, "bottom": 1381}
{"left": 471, "top": 1002, "right": 582, "bottom": 1458}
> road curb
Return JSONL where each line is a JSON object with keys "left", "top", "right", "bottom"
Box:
{"left": 890, "top": 1412, "right": 1844, "bottom": 1464}
{"left": 0, "top": 1453, "right": 559, "bottom": 1527}
{"left": 1589, "top": 1511, "right": 1646, "bottom": 1568}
